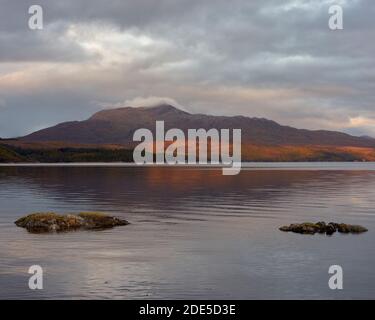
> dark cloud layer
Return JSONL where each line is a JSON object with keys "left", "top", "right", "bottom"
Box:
{"left": 0, "top": 0, "right": 374, "bottom": 137}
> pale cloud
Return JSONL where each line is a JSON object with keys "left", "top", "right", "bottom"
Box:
{"left": 96, "top": 96, "right": 188, "bottom": 112}
{"left": 64, "top": 23, "right": 173, "bottom": 67}
{"left": 347, "top": 116, "right": 375, "bottom": 136}
{"left": 123, "top": 97, "right": 187, "bottom": 111}
{"left": 349, "top": 116, "right": 375, "bottom": 128}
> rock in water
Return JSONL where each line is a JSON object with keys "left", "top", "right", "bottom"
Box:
{"left": 15, "top": 212, "right": 129, "bottom": 233}
{"left": 279, "top": 222, "right": 367, "bottom": 235}
{"left": 341, "top": 224, "right": 368, "bottom": 234}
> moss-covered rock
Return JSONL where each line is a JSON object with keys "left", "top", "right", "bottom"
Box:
{"left": 78, "top": 212, "right": 129, "bottom": 229}
{"left": 15, "top": 212, "right": 129, "bottom": 233}
{"left": 279, "top": 221, "right": 368, "bottom": 235}
{"left": 339, "top": 224, "right": 368, "bottom": 234}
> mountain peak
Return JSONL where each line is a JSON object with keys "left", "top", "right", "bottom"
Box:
{"left": 145, "top": 103, "right": 176, "bottom": 110}
{"left": 142, "top": 103, "right": 189, "bottom": 115}
{"left": 90, "top": 104, "right": 188, "bottom": 121}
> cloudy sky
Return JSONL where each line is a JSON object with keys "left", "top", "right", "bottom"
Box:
{"left": 0, "top": 0, "right": 374, "bottom": 137}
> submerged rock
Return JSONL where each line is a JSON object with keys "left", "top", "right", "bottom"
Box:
{"left": 15, "top": 212, "right": 129, "bottom": 233}
{"left": 279, "top": 222, "right": 368, "bottom": 235}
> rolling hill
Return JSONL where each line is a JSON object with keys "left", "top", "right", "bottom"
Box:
{"left": 2, "top": 104, "right": 375, "bottom": 162}
{"left": 21, "top": 104, "right": 375, "bottom": 148}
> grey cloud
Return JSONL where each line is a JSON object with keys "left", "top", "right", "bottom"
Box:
{"left": 0, "top": 0, "right": 374, "bottom": 137}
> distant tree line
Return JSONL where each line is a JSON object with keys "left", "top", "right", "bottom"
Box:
{"left": 0, "top": 144, "right": 134, "bottom": 163}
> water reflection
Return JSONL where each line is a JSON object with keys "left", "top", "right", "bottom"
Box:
{"left": 0, "top": 167, "right": 375, "bottom": 299}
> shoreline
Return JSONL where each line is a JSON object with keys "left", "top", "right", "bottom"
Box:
{"left": 1, "top": 162, "right": 375, "bottom": 171}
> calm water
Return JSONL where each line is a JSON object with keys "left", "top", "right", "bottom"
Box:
{"left": 1, "top": 164, "right": 375, "bottom": 299}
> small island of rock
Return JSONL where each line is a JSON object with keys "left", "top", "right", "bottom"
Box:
{"left": 279, "top": 222, "right": 368, "bottom": 235}
{"left": 15, "top": 212, "right": 129, "bottom": 233}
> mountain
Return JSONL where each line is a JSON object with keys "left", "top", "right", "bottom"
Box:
{"left": 21, "top": 104, "right": 375, "bottom": 148}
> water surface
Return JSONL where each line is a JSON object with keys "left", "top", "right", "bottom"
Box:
{"left": 1, "top": 164, "right": 375, "bottom": 299}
